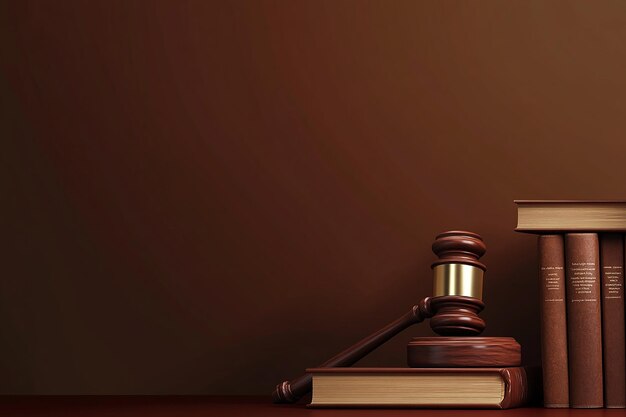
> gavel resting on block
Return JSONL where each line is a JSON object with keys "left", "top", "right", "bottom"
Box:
{"left": 273, "top": 230, "right": 521, "bottom": 403}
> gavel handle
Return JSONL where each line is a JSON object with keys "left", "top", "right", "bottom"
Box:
{"left": 272, "top": 298, "right": 433, "bottom": 403}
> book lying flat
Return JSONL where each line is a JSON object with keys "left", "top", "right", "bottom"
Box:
{"left": 515, "top": 200, "right": 626, "bottom": 232}
{"left": 307, "top": 367, "right": 534, "bottom": 409}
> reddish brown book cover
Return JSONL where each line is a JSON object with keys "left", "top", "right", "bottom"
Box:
{"left": 565, "top": 233, "right": 603, "bottom": 408}
{"left": 538, "top": 235, "right": 569, "bottom": 407}
{"left": 600, "top": 234, "right": 626, "bottom": 408}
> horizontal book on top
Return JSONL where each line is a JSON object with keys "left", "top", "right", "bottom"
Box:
{"left": 515, "top": 200, "right": 626, "bottom": 232}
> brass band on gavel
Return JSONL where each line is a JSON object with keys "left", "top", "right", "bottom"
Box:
{"left": 432, "top": 263, "right": 484, "bottom": 300}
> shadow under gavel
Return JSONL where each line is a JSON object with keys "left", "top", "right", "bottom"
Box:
{"left": 273, "top": 231, "right": 520, "bottom": 403}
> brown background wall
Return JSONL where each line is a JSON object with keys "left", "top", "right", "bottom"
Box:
{"left": 2, "top": 0, "right": 626, "bottom": 394}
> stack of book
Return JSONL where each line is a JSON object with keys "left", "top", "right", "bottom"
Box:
{"left": 516, "top": 200, "right": 626, "bottom": 409}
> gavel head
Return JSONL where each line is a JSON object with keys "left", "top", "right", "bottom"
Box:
{"left": 427, "top": 231, "right": 487, "bottom": 336}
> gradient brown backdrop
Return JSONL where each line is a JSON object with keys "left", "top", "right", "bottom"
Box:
{"left": 2, "top": 0, "right": 626, "bottom": 394}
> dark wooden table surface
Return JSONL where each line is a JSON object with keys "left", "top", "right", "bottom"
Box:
{"left": 0, "top": 396, "right": 623, "bottom": 416}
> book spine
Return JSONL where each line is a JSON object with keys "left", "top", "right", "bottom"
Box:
{"left": 498, "top": 367, "right": 529, "bottom": 409}
{"left": 538, "top": 235, "right": 569, "bottom": 407}
{"left": 601, "top": 234, "right": 626, "bottom": 408}
{"left": 565, "top": 233, "right": 603, "bottom": 408}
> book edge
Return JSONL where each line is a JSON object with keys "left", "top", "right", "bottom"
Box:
{"left": 308, "top": 367, "right": 532, "bottom": 410}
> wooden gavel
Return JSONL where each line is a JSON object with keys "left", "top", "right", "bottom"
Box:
{"left": 273, "top": 231, "right": 522, "bottom": 404}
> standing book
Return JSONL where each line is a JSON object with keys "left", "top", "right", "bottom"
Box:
{"left": 600, "top": 234, "right": 626, "bottom": 408}
{"left": 565, "top": 233, "right": 603, "bottom": 408}
{"left": 538, "top": 235, "right": 569, "bottom": 407}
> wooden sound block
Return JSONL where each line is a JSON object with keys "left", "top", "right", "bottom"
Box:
{"left": 407, "top": 337, "right": 521, "bottom": 368}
